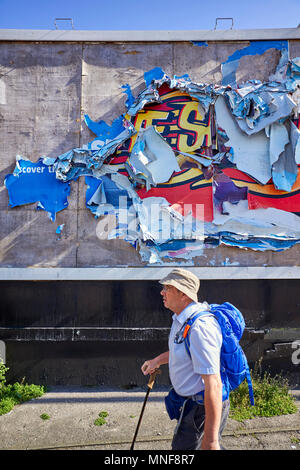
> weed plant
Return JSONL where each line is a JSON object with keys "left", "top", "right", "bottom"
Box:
{"left": 94, "top": 411, "right": 109, "bottom": 426}
{"left": 0, "top": 362, "right": 45, "bottom": 416}
{"left": 230, "top": 363, "right": 298, "bottom": 421}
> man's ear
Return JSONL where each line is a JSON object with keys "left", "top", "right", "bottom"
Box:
{"left": 181, "top": 292, "right": 190, "bottom": 302}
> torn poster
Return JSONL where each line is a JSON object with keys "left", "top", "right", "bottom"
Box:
{"left": 4, "top": 44, "right": 300, "bottom": 264}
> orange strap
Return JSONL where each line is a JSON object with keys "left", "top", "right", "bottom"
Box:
{"left": 182, "top": 324, "right": 191, "bottom": 339}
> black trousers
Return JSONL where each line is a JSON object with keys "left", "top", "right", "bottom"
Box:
{"left": 171, "top": 399, "right": 230, "bottom": 450}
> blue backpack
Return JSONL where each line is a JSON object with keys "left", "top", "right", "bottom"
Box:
{"left": 181, "top": 302, "right": 254, "bottom": 406}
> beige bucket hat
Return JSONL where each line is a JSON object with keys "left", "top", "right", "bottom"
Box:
{"left": 159, "top": 268, "right": 200, "bottom": 303}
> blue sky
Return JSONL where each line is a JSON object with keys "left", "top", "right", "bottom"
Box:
{"left": 0, "top": 0, "right": 299, "bottom": 31}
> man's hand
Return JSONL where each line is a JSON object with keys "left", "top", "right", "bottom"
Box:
{"left": 141, "top": 351, "right": 169, "bottom": 375}
{"left": 201, "top": 437, "right": 220, "bottom": 450}
{"left": 141, "top": 359, "right": 159, "bottom": 375}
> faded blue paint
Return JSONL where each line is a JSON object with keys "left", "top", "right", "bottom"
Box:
{"left": 191, "top": 41, "right": 208, "bottom": 47}
{"left": 121, "top": 84, "right": 135, "bottom": 109}
{"left": 56, "top": 224, "right": 65, "bottom": 234}
{"left": 222, "top": 40, "right": 289, "bottom": 86}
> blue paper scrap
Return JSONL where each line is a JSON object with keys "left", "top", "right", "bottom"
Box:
{"left": 5, "top": 159, "right": 70, "bottom": 221}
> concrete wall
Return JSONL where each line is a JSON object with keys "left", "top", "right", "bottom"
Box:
{"left": 0, "top": 30, "right": 300, "bottom": 385}
{"left": 1, "top": 278, "right": 300, "bottom": 386}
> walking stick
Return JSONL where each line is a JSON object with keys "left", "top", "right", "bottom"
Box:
{"left": 130, "top": 369, "right": 161, "bottom": 451}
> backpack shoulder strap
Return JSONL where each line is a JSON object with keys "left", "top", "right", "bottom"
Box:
{"left": 182, "top": 310, "right": 213, "bottom": 358}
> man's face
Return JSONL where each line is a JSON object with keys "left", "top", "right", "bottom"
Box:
{"left": 160, "top": 284, "right": 184, "bottom": 312}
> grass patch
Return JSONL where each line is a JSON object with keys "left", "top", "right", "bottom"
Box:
{"left": 0, "top": 362, "right": 45, "bottom": 416}
{"left": 40, "top": 413, "right": 50, "bottom": 420}
{"left": 230, "top": 366, "right": 298, "bottom": 421}
{"left": 94, "top": 411, "right": 109, "bottom": 426}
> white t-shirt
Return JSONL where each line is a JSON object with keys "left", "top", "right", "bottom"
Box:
{"left": 168, "top": 301, "right": 222, "bottom": 397}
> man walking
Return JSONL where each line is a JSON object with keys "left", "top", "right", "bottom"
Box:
{"left": 141, "top": 268, "right": 230, "bottom": 450}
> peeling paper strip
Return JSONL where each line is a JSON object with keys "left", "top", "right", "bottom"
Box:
{"left": 84, "top": 114, "right": 126, "bottom": 142}
{"left": 215, "top": 96, "right": 271, "bottom": 185}
{"left": 144, "top": 67, "right": 165, "bottom": 87}
{"left": 211, "top": 199, "right": 300, "bottom": 237}
{"left": 233, "top": 92, "right": 296, "bottom": 136}
{"left": 127, "top": 126, "right": 180, "bottom": 189}
{"left": 269, "top": 121, "right": 298, "bottom": 191}
{"left": 85, "top": 175, "right": 132, "bottom": 218}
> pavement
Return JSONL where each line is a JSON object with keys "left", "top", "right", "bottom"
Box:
{"left": 0, "top": 381, "right": 299, "bottom": 452}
